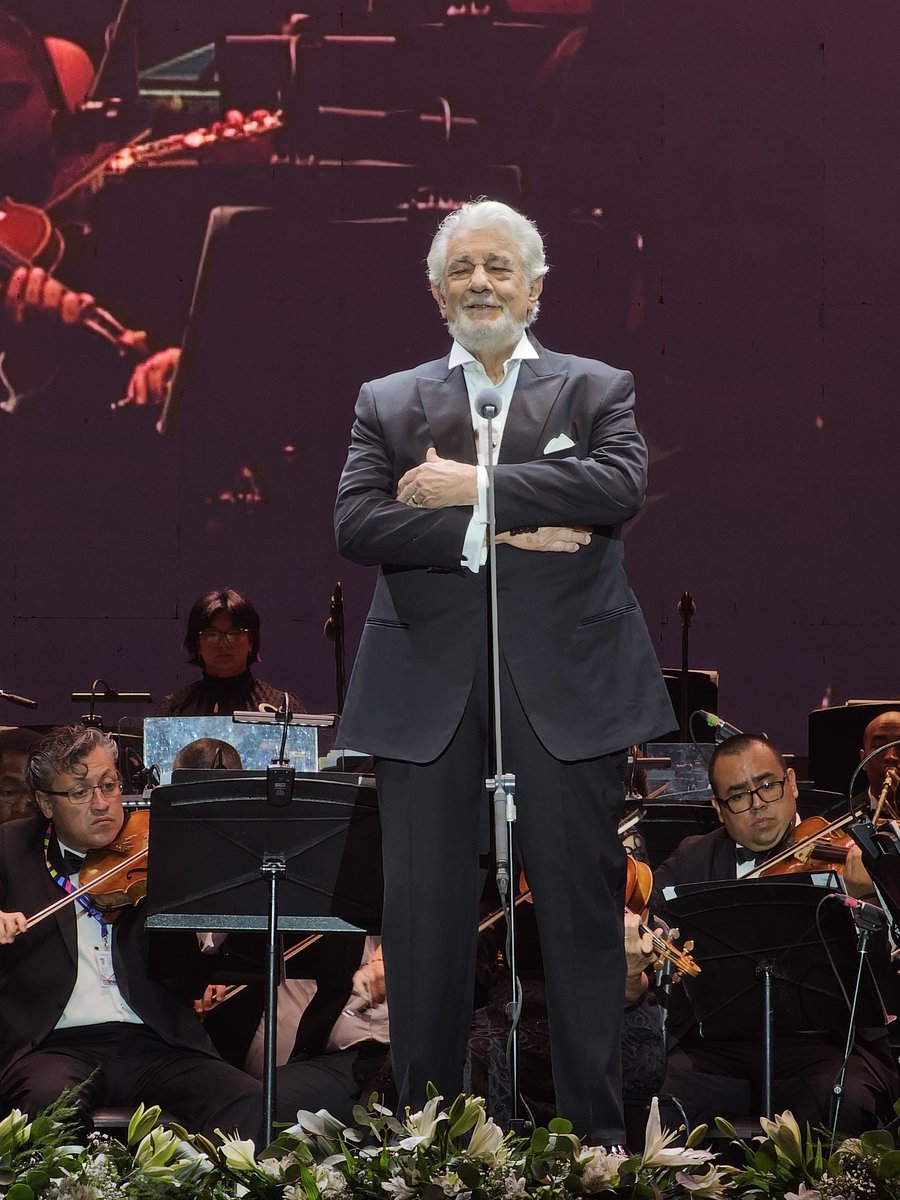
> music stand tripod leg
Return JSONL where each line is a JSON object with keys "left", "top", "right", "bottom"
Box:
{"left": 757, "top": 960, "right": 775, "bottom": 1119}
{"left": 261, "top": 854, "right": 286, "bottom": 1145}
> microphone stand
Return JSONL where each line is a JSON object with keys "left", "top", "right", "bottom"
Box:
{"left": 480, "top": 397, "right": 524, "bottom": 1129}
{"left": 324, "top": 581, "right": 346, "bottom": 713}
{"left": 829, "top": 898, "right": 884, "bottom": 1144}
{"left": 677, "top": 591, "right": 695, "bottom": 741}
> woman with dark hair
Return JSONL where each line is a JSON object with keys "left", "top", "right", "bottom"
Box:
{"left": 156, "top": 588, "right": 305, "bottom": 717}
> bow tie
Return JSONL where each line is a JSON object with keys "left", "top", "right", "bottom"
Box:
{"left": 60, "top": 849, "right": 85, "bottom": 877}
{"left": 734, "top": 844, "right": 768, "bottom": 867}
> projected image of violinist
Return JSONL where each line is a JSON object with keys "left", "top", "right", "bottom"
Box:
{"left": 0, "top": 9, "right": 178, "bottom": 414}
{"left": 0, "top": 725, "right": 262, "bottom": 1140}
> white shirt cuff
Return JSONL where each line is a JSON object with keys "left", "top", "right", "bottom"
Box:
{"left": 460, "top": 468, "right": 489, "bottom": 572}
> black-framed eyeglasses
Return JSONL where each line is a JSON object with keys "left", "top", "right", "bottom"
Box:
{"left": 198, "top": 628, "right": 249, "bottom": 646}
{"left": 717, "top": 776, "right": 787, "bottom": 815}
{"left": 40, "top": 777, "right": 123, "bottom": 805}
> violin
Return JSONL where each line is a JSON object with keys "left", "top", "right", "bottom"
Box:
{"left": 25, "top": 809, "right": 149, "bottom": 932}
{"left": 743, "top": 811, "right": 861, "bottom": 880}
{"left": 0, "top": 195, "right": 149, "bottom": 362}
{"left": 625, "top": 854, "right": 700, "bottom": 978}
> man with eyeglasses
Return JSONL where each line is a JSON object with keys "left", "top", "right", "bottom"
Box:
{"left": 0, "top": 725, "right": 262, "bottom": 1139}
{"left": 652, "top": 733, "right": 897, "bottom": 1134}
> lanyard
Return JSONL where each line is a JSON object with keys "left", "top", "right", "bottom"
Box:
{"left": 44, "top": 825, "right": 109, "bottom": 940}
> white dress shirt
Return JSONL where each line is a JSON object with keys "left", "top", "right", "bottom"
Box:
{"left": 448, "top": 333, "right": 539, "bottom": 572}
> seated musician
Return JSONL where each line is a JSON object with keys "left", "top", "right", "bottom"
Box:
{"left": 0, "top": 724, "right": 262, "bottom": 1138}
{"left": 265, "top": 935, "right": 390, "bottom": 1125}
{"left": 856, "top": 711, "right": 900, "bottom": 816}
{"left": 198, "top": 932, "right": 389, "bottom": 1126}
{"left": 653, "top": 732, "right": 898, "bottom": 1134}
{"left": 156, "top": 588, "right": 304, "bottom": 718}
{"left": 0, "top": 726, "right": 41, "bottom": 823}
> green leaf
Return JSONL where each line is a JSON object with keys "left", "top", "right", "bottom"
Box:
{"left": 456, "top": 1160, "right": 481, "bottom": 1188}
{"left": 861, "top": 1129, "right": 895, "bottom": 1152}
{"left": 547, "top": 1117, "right": 573, "bottom": 1134}
{"left": 530, "top": 1127, "right": 550, "bottom": 1153}
{"left": 5, "top": 1184, "right": 34, "bottom": 1200}
{"left": 26, "top": 1115, "right": 52, "bottom": 1140}
{"left": 876, "top": 1149, "right": 900, "bottom": 1179}
{"left": 352, "top": 1105, "right": 372, "bottom": 1127}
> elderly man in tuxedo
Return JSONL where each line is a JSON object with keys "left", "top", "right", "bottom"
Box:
{"left": 0, "top": 725, "right": 261, "bottom": 1138}
{"left": 334, "top": 199, "right": 673, "bottom": 1144}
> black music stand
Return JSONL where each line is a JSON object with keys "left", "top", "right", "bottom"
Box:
{"left": 851, "top": 818, "right": 900, "bottom": 937}
{"left": 664, "top": 880, "right": 886, "bottom": 1119}
{"left": 143, "top": 770, "right": 382, "bottom": 1144}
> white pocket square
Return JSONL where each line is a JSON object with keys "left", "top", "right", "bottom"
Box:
{"left": 542, "top": 433, "right": 576, "bottom": 455}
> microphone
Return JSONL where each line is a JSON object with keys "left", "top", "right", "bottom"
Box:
{"left": 827, "top": 893, "right": 885, "bottom": 928}
{"left": 324, "top": 581, "right": 343, "bottom": 642}
{"left": 0, "top": 688, "right": 38, "bottom": 709}
{"left": 474, "top": 387, "right": 503, "bottom": 419}
{"left": 697, "top": 710, "right": 743, "bottom": 742}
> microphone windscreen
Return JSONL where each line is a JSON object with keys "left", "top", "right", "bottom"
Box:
{"left": 474, "top": 387, "right": 503, "bottom": 419}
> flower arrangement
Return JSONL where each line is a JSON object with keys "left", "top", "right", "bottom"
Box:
{"left": 0, "top": 1089, "right": 896, "bottom": 1200}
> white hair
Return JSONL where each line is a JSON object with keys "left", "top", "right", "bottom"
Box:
{"left": 426, "top": 199, "right": 550, "bottom": 303}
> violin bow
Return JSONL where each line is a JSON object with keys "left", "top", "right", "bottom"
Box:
{"left": 24, "top": 845, "right": 146, "bottom": 932}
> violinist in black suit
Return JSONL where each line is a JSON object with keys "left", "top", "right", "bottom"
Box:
{"left": 334, "top": 199, "right": 674, "bottom": 1144}
{"left": 0, "top": 725, "right": 261, "bottom": 1138}
{"left": 653, "top": 733, "right": 897, "bottom": 1134}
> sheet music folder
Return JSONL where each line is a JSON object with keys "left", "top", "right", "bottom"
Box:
{"left": 664, "top": 878, "right": 886, "bottom": 1037}
{"left": 144, "top": 770, "right": 382, "bottom": 933}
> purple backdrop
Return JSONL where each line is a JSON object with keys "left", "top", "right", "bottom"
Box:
{"left": 3, "top": 2, "right": 898, "bottom": 761}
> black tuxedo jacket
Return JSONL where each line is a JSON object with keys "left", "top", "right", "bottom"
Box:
{"left": 0, "top": 816, "right": 221, "bottom": 1070}
{"left": 652, "top": 825, "right": 738, "bottom": 904}
{"left": 334, "top": 336, "right": 674, "bottom": 763}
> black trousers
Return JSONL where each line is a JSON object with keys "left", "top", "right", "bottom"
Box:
{"left": 275, "top": 1041, "right": 390, "bottom": 1127}
{"left": 664, "top": 1033, "right": 899, "bottom": 1136}
{"left": 0, "top": 1023, "right": 263, "bottom": 1142}
{"left": 376, "top": 652, "right": 627, "bottom": 1143}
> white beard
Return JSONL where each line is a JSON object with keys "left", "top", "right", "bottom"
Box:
{"left": 447, "top": 307, "right": 526, "bottom": 359}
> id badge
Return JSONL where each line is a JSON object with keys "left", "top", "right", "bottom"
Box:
{"left": 95, "top": 948, "right": 116, "bottom": 988}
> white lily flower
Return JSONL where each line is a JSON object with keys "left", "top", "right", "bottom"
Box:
{"left": 466, "top": 1106, "right": 506, "bottom": 1162}
{"left": 578, "top": 1145, "right": 627, "bottom": 1191}
{"left": 382, "top": 1174, "right": 417, "bottom": 1198}
{"left": 218, "top": 1135, "right": 259, "bottom": 1171}
{"left": 0, "top": 1107, "right": 31, "bottom": 1151}
{"left": 759, "top": 1110, "right": 805, "bottom": 1166}
{"left": 315, "top": 1161, "right": 350, "bottom": 1197}
{"left": 397, "top": 1094, "right": 447, "bottom": 1150}
{"left": 784, "top": 1185, "right": 822, "bottom": 1200}
{"left": 675, "top": 1163, "right": 731, "bottom": 1197}
{"left": 640, "top": 1097, "right": 713, "bottom": 1168}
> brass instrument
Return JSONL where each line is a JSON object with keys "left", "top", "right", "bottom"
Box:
{"left": 873, "top": 766, "right": 900, "bottom": 825}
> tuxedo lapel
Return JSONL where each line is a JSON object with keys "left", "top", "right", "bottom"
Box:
{"left": 47, "top": 832, "right": 79, "bottom": 966}
{"left": 499, "top": 357, "right": 568, "bottom": 465}
{"left": 712, "top": 829, "right": 739, "bottom": 880}
{"left": 417, "top": 369, "right": 477, "bottom": 465}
